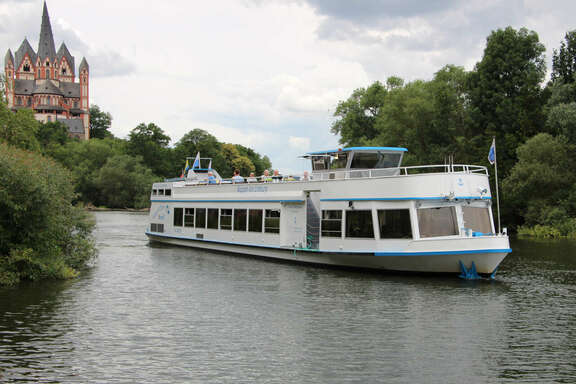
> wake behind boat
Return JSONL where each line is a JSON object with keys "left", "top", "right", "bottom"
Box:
{"left": 146, "top": 147, "right": 511, "bottom": 277}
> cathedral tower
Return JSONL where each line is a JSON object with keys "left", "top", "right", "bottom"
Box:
{"left": 3, "top": 2, "right": 90, "bottom": 139}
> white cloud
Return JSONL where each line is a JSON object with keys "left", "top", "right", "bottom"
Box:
{"left": 288, "top": 136, "right": 311, "bottom": 151}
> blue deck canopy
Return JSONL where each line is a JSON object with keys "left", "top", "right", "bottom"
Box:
{"left": 306, "top": 146, "right": 408, "bottom": 155}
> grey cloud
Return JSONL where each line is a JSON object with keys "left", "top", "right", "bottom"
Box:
{"left": 88, "top": 51, "right": 136, "bottom": 77}
{"left": 305, "top": 0, "right": 458, "bottom": 23}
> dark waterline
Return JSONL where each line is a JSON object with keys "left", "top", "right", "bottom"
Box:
{"left": 1, "top": 212, "right": 575, "bottom": 383}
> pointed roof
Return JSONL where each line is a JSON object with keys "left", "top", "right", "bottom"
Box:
{"left": 79, "top": 57, "right": 89, "bottom": 72}
{"left": 5, "top": 49, "right": 14, "bottom": 66}
{"left": 37, "top": 2, "right": 57, "bottom": 62}
{"left": 14, "top": 38, "right": 37, "bottom": 69}
{"left": 57, "top": 43, "right": 75, "bottom": 75}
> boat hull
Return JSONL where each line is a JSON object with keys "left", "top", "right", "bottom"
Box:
{"left": 146, "top": 232, "right": 510, "bottom": 275}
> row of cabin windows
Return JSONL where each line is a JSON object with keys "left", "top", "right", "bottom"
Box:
{"left": 152, "top": 189, "right": 171, "bottom": 196}
{"left": 320, "top": 206, "right": 491, "bottom": 239}
{"left": 173, "top": 208, "right": 281, "bottom": 233}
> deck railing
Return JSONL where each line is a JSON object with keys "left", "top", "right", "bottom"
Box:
{"left": 169, "top": 164, "right": 488, "bottom": 186}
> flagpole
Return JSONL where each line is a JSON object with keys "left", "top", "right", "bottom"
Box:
{"left": 493, "top": 137, "right": 501, "bottom": 234}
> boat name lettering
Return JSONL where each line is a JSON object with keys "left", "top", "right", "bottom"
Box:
{"left": 237, "top": 186, "right": 268, "bottom": 193}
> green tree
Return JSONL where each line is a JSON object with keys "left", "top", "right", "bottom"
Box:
{"left": 331, "top": 81, "right": 388, "bottom": 146}
{"left": 89, "top": 104, "right": 113, "bottom": 139}
{"left": 546, "top": 102, "right": 576, "bottom": 142}
{"left": 174, "top": 129, "right": 228, "bottom": 176}
{"left": 0, "top": 103, "right": 41, "bottom": 151}
{"left": 36, "top": 121, "right": 70, "bottom": 150}
{"left": 468, "top": 27, "right": 547, "bottom": 175}
{"left": 0, "top": 74, "right": 5, "bottom": 103}
{"left": 235, "top": 144, "right": 271, "bottom": 175}
{"left": 50, "top": 138, "right": 126, "bottom": 204}
{"left": 93, "top": 154, "right": 158, "bottom": 209}
{"left": 0, "top": 143, "right": 95, "bottom": 286}
{"left": 127, "top": 122, "right": 173, "bottom": 178}
{"left": 551, "top": 30, "right": 576, "bottom": 84}
{"left": 503, "top": 133, "right": 576, "bottom": 229}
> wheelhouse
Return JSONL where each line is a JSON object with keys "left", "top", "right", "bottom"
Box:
{"left": 304, "top": 147, "right": 407, "bottom": 179}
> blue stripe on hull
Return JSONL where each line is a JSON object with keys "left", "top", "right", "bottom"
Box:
{"left": 146, "top": 231, "right": 511, "bottom": 257}
{"left": 320, "top": 196, "right": 491, "bottom": 202}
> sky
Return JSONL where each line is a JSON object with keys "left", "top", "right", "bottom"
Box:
{"left": 1, "top": 0, "right": 575, "bottom": 174}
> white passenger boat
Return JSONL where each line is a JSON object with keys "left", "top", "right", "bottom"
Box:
{"left": 146, "top": 147, "right": 511, "bottom": 277}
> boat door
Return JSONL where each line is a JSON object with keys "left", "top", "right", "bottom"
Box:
{"left": 280, "top": 202, "right": 306, "bottom": 248}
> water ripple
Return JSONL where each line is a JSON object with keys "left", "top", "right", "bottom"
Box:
{"left": 0, "top": 213, "right": 575, "bottom": 383}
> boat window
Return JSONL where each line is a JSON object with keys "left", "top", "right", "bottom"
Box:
{"left": 462, "top": 207, "right": 492, "bottom": 234}
{"left": 378, "top": 209, "right": 412, "bottom": 239}
{"left": 195, "top": 208, "right": 206, "bottom": 228}
{"left": 184, "top": 208, "right": 195, "bottom": 227}
{"left": 350, "top": 152, "right": 401, "bottom": 169}
{"left": 345, "top": 210, "right": 374, "bottom": 238}
{"left": 165, "top": 189, "right": 172, "bottom": 196}
{"left": 207, "top": 208, "right": 219, "bottom": 229}
{"left": 152, "top": 189, "right": 157, "bottom": 196}
{"left": 234, "top": 209, "right": 247, "bottom": 231}
{"left": 321, "top": 210, "right": 342, "bottom": 237}
{"left": 249, "top": 209, "right": 263, "bottom": 232}
{"left": 158, "top": 189, "right": 165, "bottom": 196}
{"left": 330, "top": 153, "right": 348, "bottom": 169}
{"left": 173, "top": 208, "right": 183, "bottom": 227}
{"left": 150, "top": 223, "right": 164, "bottom": 233}
{"left": 417, "top": 207, "right": 458, "bottom": 238}
{"left": 264, "top": 209, "right": 280, "bottom": 233}
{"left": 311, "top": 156, "right": 330, "bottom": 171}
{"left": 220, "top": 209, "right": 232, "bottom": 230}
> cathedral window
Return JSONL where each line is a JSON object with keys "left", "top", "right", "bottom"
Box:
{"left": 74, "top": 101, "right": 78, "bottom": 108}
{"left": 38, "top": 69, "right": 41, "bottom": 77}
{"left": 27, "top": 98, "right": 31, "bottom": 107}
{"left": 45, "top": 69, "right": 49, "bottom": 78}
{"left": 45, "top": 60, "right": 50, "bottom": 66}
{"left": 16, "top": 97, "right": 22, "bottom": 106}
{"left": 62, "top": 67, "right": 67, "bottom": 75}
{"left": 23, "top": 64, "right": 30, "bottom": 72}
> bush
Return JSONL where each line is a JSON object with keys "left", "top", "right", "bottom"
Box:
{"left": 0, "top": 143, "right": 96, "bottom": 285}
{"left": 94, "top": 154, "right": 159, "bottom": 209}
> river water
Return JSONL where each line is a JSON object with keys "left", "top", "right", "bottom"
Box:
{"left": 0, "top": 212, "right": 575, "bottom": 383}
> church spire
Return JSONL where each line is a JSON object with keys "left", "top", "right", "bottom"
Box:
{"left": 37, "top": 1, "right": 57, "bottom": 62}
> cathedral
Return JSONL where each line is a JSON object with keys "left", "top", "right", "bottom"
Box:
{"left": 3, "top": 2, "right": 90, "bottom": 139}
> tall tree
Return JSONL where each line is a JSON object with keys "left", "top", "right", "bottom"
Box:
{"left": 89, "top": 105, "right": 113, "bottom": 139}
{"left": 331, "top": 81, "right": 388, "bottom": 146}
{"left": 468, "top": 27, "right": 546, "bottom": 175}
{"left": 174, "top": 129, "right": 228, "bottom": 176}
{"left": 127, "top": 122, "right": 173, "bottom": 178}
{"left": 503, "top": 133, "right": 576, "bottom": 229}
{"left": 551, "top": 30, "right": 576, "bottom": 84}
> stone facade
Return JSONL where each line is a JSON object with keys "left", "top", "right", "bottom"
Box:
{"left": 4, "top": 2, "right": 90, "bottom": 139}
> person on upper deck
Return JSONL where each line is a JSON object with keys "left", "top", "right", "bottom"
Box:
{"left": 247, "top": 172, "right": 258, "bottom": 183}
{"left": 272, "top": 169, "right": 282, "bottom": 183}
{"left": 208, "top": 171, "right": 217, "bottom": 184}
{"left": 262, "top": 169, "right": 273, "bottom": 182}
{"left": 232, "top": 169, "right": 245, "bottom": 183}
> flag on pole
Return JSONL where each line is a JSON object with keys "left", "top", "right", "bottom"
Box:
{"left": 184, "top": 159, "right": 190, "bottom": 174}
{"left": 488, "top": 138, "right": 496, "bottom": 165}
{"left": 208, "top": 159, "right": 212, "bottom": 170}
{"left": 192, "top": 152, "right": 201, "bottom": 169}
